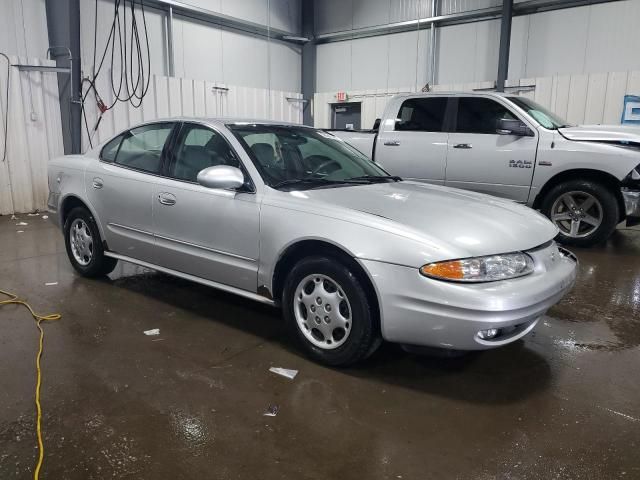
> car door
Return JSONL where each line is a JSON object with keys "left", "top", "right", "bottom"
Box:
{"left": 86, "top": 122, "right": 176, "bottom": 263}
{"left": 445, "top": 96, "right": 538, "bottom": 202}
{"left": 375, "top": 96, "right": 449, "bottom": 185}
{"left": 152, "top": 122, "right": 260, "bottom": 292}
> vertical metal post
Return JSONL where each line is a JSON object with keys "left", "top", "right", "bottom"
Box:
{"left": 167, "top": 6, "right": 175, "bottom": 77}
{"left": 428, "top": 0, "right": 438, "bottom": 86}
{"left": 45, "top": 0, "right": 81, "bottom": 154}
{"left": 301, "top": 0, "right": 316, "bottom": 126}
{"left": 496, "top": 0, "right": 513, "bottom": 92}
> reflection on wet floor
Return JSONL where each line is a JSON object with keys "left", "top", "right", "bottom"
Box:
{"left": 1, "top": 217, "right": 639, "bottom": 479}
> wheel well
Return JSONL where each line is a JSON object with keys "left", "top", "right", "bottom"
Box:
{"left": 60, "top": 196, "right": 90, "bottom": 226}
{"left": 272, "top": 240, "right": 380, "bottom": 321}
{"left": 533, "top": 169, "right": 625, "bottom": 220}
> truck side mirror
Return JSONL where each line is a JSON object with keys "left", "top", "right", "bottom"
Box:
{"left": 496, "top": 118, "right": 534, "bottom": 137}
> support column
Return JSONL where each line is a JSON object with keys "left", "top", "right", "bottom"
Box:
{"left": 428, "top": 0, "right": 438, "bottom": 87}
{"left": 496, "top": 0, "right": 513, "bottom": 92}
{"left": 45, "top": 0, "right": 81, "bottom": 154}
{"left": 301, "top": 0, "right": 315, "bottom": 126}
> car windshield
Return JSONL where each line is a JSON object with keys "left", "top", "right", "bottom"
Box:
{"left": 228, "top": 124, "right": 397, "bottom": 190}
{"left": 507, "top": 96, "right": 571, "bottom": 130}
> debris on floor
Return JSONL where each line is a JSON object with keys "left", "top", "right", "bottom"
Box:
{"left": 269, "top": 367, "right": 298, "bottom": 380}
{"left": 27, "top": 213, "right": 40, "bottom": 216}
{"left": 45, "top": 282, "right": 58, "bottom": 286}
{"left": 17, "top": 230, "right": 24, "bottom": 234}
{"left": 263, "top": 405, "right": 279, "bottom": 417}
{"left": 42, "top": 215, "right": 48, "bottom": 220}
{"left": 16, "top": 222, "right": 28, "bottom": 226}
{"left": 143, "top": 328, "right": 160, "bottom": 336}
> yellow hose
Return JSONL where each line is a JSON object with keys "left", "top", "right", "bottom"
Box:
{"left": 0, "top": 289, "right": 61, "bottom": 480}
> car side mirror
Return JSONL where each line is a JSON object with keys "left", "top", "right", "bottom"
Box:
{"left": 197, "top": 165, "right": 245, "bottom": 190}
{"left": 496, "top": 118, "right": 534, "bottom": 137}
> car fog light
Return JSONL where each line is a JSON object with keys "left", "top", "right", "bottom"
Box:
{"left": 478, "top": 328, "right": 499, "bottom": 340}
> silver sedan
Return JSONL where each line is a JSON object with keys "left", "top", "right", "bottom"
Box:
{"left": 47, "top": 119, "right": 577, "bottom": 366}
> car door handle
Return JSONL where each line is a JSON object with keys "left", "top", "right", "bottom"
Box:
{"left": 383, "top": 140, "right": 400, "bottom": 146}
{"left": 157, "top": 193, "right": 176, "bottom": 206}
{"left": 453, "top": 143, "right": 472, "bottom": 149}
{"left": 92, "top": 178, "right": 104, "bottom": 189}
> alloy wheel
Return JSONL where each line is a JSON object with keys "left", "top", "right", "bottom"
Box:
{"left": 69, "top": 218, "right": 94, "bottom": 266}
{"left": 551, "top": 191, "right": 603, "bottom": 238}
{"left": 293, "top": 274, "right": 352, "bottom": 350}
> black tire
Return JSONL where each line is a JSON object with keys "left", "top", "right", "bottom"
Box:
{"left": 282, "top": 256, "right": 381, "bottom": 367}
{"left": 540, "top": 179, "right": 619, "bottom": 247}
{"left": 63, "top": 207, "right": 118, "bottom": 277}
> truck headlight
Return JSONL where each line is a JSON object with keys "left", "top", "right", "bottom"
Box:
{"left": 420, "top": 252, "right": 534, "bottom": 282}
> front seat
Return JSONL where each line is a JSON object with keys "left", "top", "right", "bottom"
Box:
{"left": 174, "top": 146, "right": 212, "bottom": 181}
{"left": 251, "top": 143, "right": 276, "bottom": 168}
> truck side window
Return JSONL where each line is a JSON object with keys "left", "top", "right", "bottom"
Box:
{"left": 395, "top": 98, "right": 447, "bottom": 132}
{"left": 455, "top": 98, "right": 517, "bottom": 134}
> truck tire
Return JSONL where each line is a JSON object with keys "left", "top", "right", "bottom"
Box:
{"left": 282, "top": 255, "right": 381, "bottom": 367}
{"left": 64, "top": 207, "right": 118, "bottom": 277}
{"left": 541, "top": 179, "right": 619, "bottom": 247}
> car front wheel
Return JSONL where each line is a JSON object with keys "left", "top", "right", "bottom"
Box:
{"left": 282, "top": 256, "right": 380, "bottom": 366}
{"left": 541, "top": 179, "right": 619, "bottom": 247}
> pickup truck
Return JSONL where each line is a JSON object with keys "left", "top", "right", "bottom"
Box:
{"left": 331, "top": 92, "right": 640, "bottom": 247}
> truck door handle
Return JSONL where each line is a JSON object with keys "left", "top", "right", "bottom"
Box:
{"left": 157, "top": 193, "right": 176, "bottom": 206}
{"left": 92, "top": 178, "right": 104, "bottom": 189}
{"left": 383, "top": 140, "right": 400, "bottom": 146}
{"left": 453, "top": 143, "right": 472, "bottom": 149}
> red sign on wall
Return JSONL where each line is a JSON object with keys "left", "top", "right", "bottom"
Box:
{"left": 336, "top": 91, "right": 348, "bottom": 102}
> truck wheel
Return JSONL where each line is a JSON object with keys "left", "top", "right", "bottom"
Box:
{"left": 541, "top": 179, "right": 619, "bottom": 247}
{"left": 282, "top": 256, "right": 381, "bottom": 367}
{"left": 64, "top": 207, "right": 118, "bottom": 277}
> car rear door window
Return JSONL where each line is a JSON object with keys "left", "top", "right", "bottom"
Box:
{"left": 114, "top": 123, "right": 174, "bottom": 174}
{"left": 100, "top": 134, "right": 124, "bottom": 162}
{"left": 455, "top": 97, "right": 517, "bottom": 134}
{"left": 395, "top": 97, "right": 448, "bottom": 132}
{"left": 169, "top": 124, "right": 240, "bottom": 182}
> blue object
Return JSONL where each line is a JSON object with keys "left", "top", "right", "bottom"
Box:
{"left": 621, "top": 95, "right": 640, "bottom": 125}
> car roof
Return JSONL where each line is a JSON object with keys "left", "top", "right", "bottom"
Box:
{"left": 142, "top": 116, "right": 307, "bottom": 128}
{"left": 394, "top": 91, "right": 512, "bottom": 99}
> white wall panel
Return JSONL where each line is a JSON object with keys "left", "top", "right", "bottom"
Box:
{"left": 437, "top": 19, "right": 500, "bottom": 84}
{"left": 81, "top": 73, "right": 302, "bottom": 153}
{"left": 439, "top": 0, "right": 501, "bottom": 15}
{"left": 351, "top": 36, "right": 389, "bottom": 90}
{"left": 0, "top": 57, "right": 64, "bottom": 215}
{"left": 0, "top": 0, "right": 49, "bottom": 59}
{"left": 316, "top": 42, "right": 352, "bottom": 92}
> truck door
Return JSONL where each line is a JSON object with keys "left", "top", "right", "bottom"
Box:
{"left": 375, "top": 96, "right": 449, "bottom": 185}
{"left": 445, "top": 96, "right": 537, "bottom": 202}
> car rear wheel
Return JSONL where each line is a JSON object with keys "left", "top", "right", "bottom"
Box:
{"left": 282, "top": 256, "right": 380, "bottom": 366}
{"left": 541, "top": 179, "right": 619, "bottom": 247}
{"left": 64, "top": 207, "right": 118, "bottom": 277}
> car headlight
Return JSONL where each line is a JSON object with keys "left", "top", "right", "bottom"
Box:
{"left": 420, "top": 252, "right": 534, "bottom": 282}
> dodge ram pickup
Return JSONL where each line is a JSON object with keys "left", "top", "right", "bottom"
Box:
{"left": 331, "top": 92, "right": 640, "bottom": 247}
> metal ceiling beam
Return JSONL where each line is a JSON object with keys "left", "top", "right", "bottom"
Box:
{"left": 314, "top": 0, "right": 623, "bottom": 44}
{"left": 144, "top": 0, "right": 306, "bottom": 44}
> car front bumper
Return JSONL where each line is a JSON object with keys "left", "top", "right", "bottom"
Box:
{"left": 622, "top": 189, "right": 640, "bottom": 226}
{"left": 359, "top": 242, "right": 577, "bottom": 351}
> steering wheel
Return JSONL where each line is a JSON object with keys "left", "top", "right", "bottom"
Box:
{"left": 307, "top": 155, "right": 340, "bottom": 176}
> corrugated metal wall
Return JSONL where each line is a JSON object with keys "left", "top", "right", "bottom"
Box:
{"left": 0, "top": 57, "right": 65, "bottom": 215}
{"left": 81, "top": 74, "right": 304, "bottom": 152}
{"left": 313, "top": 70, "right": 640, "bottom": 129}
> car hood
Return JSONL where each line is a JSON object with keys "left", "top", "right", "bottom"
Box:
{"left": 301, "top": 181, "right": 557, "bottom": 257}
{"left": 559, "top": 124, "right": 640, "bottom": 144}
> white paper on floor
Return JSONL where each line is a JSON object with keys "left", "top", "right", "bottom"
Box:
{"left": 42, "top": 215, "right": 49, "bottom": 219}
{"left": 263, "top": 404, "right": 279, "bottom": 417}
{"left": 45, "top": 282, "right": 58, "bottom": 286}
{"left": 269, "top": 367, "right": 298, "bottom": 380}
{"left": 16, "top": 222, "right": 28, "bottom": 226}
{"left": 143, "top": 328, "right": 160, "bottom": 336}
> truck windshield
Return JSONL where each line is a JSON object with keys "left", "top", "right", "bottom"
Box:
{"left": 228, "top": 124, "right": 398, "bottom": 190}
{"left": 507, "top": 96, "right": 571, "bottom": 130}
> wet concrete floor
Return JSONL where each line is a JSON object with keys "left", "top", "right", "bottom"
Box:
{"left": 0, "top": 214, "right": 639, "bottom": 479}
